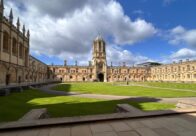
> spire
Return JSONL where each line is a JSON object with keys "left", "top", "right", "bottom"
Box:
{"left": 27, "top": 29, "right": 30, "bottom": 38}
{"left": 95, "top": 34, "right": 104, "bottom": 41}
{"left": 22, "top": 24, "right": 26, "bottom": 35}
{"left": 17, "top": 17, "right": 20, "bottom": 30}
{"left": 9, "top": 8, "right": 13, "bottom": 24}
{"left": 0, "top": 0, "right": 4, "bottom": 10}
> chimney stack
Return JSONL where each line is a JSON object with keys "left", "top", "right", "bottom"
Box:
{"left": 64, "top": 60, "right": 67, "bottom": 66}
{"left": 123, "top": 62, "right": 126, "bottom": 67}
{"left": 75, "top": 60, "right": 78, "bottom": 66}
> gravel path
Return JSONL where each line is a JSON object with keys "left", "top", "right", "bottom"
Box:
{"left": 39, "top": 84, "right": 196, "bottom": 103}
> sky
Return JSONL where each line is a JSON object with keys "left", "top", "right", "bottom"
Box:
{"left": 4, "top": 0, "right": 196, "bottom": 66}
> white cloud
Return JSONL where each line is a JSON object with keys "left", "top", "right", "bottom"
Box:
{"left": 106, "top": 45, "right": 153, "bottom": 66}
{"left": 170, "top": 48, "right": 196, "bottom": 60}
{"left": 163, "top": 0, "right": 176, "bottom": 5}
{"left": 169, "top": 25, "right": 196, "bottom": 48}
{"left": 133, "top": 10, "right": 144, "bottom": 15}
{"left": 5, "top": 0, "right": 156, "bottom": 64}
{"left": 161, "top": 48, "right": 196, "bottom": 64}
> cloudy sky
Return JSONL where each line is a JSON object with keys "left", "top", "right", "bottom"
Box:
{"left": 4, "top": 0, "right": 196, "bottom": 66}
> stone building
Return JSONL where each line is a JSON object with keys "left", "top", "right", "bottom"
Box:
{"left": 0, "top": 1, "right": 48, "bottom": 86}
{"left": 150, "top": 60, "right": 196, "bottom": 82}
{"left": 0, "top": 0, "right": 195, "bottom": 86}
{"left": 49, "top": 35, "right": 196, "bottom": 83}
{"left": 49, "top": 36, "right": 152, "bottom": 82}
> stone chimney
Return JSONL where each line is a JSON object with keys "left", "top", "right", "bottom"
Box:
{"left": 75, "top": 60, "right": 78, "bottom": 66}
{"left": 64, "top": 60, "right": 67, "bottom": 66}
{"left": 123, "top": 62, "right": 126, "bottom": 67}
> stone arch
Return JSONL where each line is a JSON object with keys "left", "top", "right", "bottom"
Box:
{"left": 8, "top": 66, "right": 17, "bottom": 84}
{"left": 0, "top": 64, "right": 7, "bottom": 85}
{"left": 98, "top": 73, "right": 104, "bottom": 82}
{"left": 24, "top": 69, "right": 30, "bottom": 82}
{"left": 17, "top": 68, "right": 24, "bottom": 84}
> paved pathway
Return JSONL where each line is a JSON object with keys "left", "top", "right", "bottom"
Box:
{"left": 1, "top": 113, "right": 196, "bottom": 136}
{"left": 39, "top": 84, "right": 196, "bottom": 103}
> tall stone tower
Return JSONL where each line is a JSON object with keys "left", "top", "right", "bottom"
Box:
{"left": 92, "top": 35, "right": 107, "bottom": 82}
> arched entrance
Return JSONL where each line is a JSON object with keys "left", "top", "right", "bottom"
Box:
{"left": 98, "top": 73, "right": 104, "bottom": 82}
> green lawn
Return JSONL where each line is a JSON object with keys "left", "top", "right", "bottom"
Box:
{"left": 0, "top": 89, "right": 175, "bottom": 122}
{"left": 52, "top": 82, "right": 196, "bottom": 98}
{"left": 129, "top": 82, "right": 196, "bottom": 90}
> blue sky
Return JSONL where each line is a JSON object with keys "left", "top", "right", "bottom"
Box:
{"left": 118, "top": 0, "right": 196, "bottom": 61}
{"left": 5, "top": 0, "right": 196, "bottom": 65}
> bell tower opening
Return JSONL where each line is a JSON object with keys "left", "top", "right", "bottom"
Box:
{"left": 98, "top": 73, "right": 104, "bottom": 82}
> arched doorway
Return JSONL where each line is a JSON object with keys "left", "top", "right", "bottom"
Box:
{"left": 6, "top": 74, "right": 10, "bottom": 85}
{"left": 98, "top": 73, "right": 104, "bottom": 82}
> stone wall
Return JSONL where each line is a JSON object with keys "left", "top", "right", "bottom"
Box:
{"left": 150, "top": 60, "right": 196, "bottom": 82}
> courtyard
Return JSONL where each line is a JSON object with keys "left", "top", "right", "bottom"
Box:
{"left": 52, "top": 82, "right": 196, "bottom": 98}
{"left": 1, "top": 82, "right": 196, "bottom": 123}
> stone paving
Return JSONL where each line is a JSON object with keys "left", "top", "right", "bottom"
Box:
{"left": 0, "top": 113, "right": 196, "bottom": 136}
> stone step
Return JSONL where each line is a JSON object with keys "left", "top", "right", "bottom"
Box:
{"left": 116, "top": 104, "right": 144, "bottom": 115}
{"left": 19, "top": 108, "right": 49, "bottom": 121}
{"left": 177, "top": 100, "right": 196, "bottom": 109}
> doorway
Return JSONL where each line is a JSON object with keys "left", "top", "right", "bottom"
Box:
{"left": 6, "top": 74, "right": 10, "bottom": 85}
{"left": 98, "top": 73, "right": 104, "bottom": 82}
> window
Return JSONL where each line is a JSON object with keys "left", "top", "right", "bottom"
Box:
{"left": 187, "top": 65, "right": 190, "bottom": 71}
{"left": 24, "top": 48, "right": 28, "bottom": 66}
{"left": 12, "top": 38, "right": 17, "bottom": 56}
{"left": 19, "top": 43, "right": 23, "bottom": 58}
{"left": 187, "top": 74, "right": 190, "bottom": 79}
{"left": 3, "top": 31, "right": 9, "bottom": 53}
{"left": 99, "top": 43, "right": 101, "bottom": 51}
{"left": 89, "top": 75, "right": 92, "bottom": 79}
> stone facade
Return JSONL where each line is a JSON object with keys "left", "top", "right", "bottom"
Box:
{"left": 49, "top": 36, "right": 152, "bottom": 82}
{"left": 0, "top": 1, "right": 48, "bottom": 86}
{"left": 150, "top": 60, "right": 196, "bottom": 82}
{"left": 49, "top": 36, "right": 196, "bottom": 83}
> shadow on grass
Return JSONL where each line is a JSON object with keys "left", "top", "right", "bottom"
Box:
{"left": 0, "top": 88, "right": 167, "bottom": 122}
